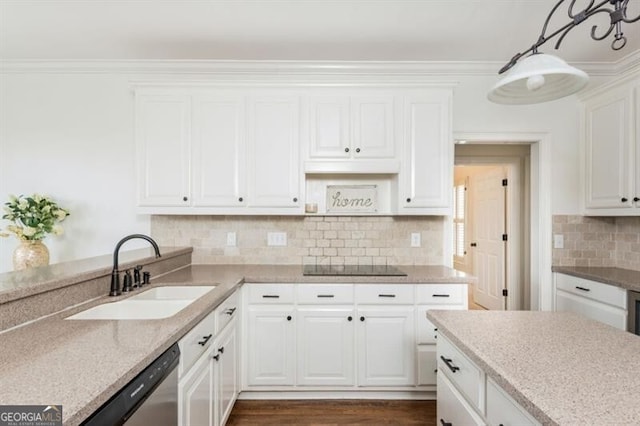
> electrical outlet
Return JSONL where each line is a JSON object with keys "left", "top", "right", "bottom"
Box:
{"left": 226, "top": 232, "right": 236, "bottom": 247}
{"left": 411, "top": 232, "right": 421, "bottom": 247}
{"left": 267, "top": 232, "right": 287, "bottom": 247}
{"left": 553, "top": 234, "right": 564, "bottom": 249}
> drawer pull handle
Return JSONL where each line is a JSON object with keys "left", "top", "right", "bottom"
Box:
{"left": 575, "top": 286, "right": 591, "bottom": 292}
{"left": 198, "top": 334, "right": 213, "bottom": 346}
{"left": 218, "top": 346, "right": 224, "bottom": 354}
{"left": 440, "top": 420, "right": 452, "bottom": 426}
{"left": 213, "top": 354, "right": 220, "bottom": 361}
{"left": 262, "top": 295, "right": 280, "bottom": 298}
{"left": 440, "top": 356, "right": 460, "bottom": 373}
{"left": 378, "top": 294, "right": 396, "bottom": 298}
{"left": 432, "top": 294, "right": 450, "bottom": 298}
{"left": 225, "top": 307, "right": 237, "bottom": 316}
{"left": 317, "top": 294, "right": 335, "bottom": 298}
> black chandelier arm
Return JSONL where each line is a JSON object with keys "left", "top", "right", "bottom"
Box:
{"left": 498, "top": 0, "right": 639, "bottom": 74}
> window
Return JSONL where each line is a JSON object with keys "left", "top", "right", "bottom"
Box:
{"left": 453, "top": 182, "right": 466, "bottom": 260}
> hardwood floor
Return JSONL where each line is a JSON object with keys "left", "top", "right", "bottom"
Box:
{"left": 226, "top": 400, "right": 437, "bottom": 425}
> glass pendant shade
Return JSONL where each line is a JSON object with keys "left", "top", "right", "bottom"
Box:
{"left": 488, "top": 53, "right": 589, "bottom": 105}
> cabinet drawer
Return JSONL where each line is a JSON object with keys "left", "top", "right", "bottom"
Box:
{"left": 555, "top": 273, "right": 626, "bottom": 309}
{"left": 216, "top": 290, "right": 240, "bottom": 334}
{"left": 436, "top": 372, "right": 484, "bottom": 426}
{"left": 247, "top": 284, "right": 295, "bottom": 304}
{"left": 437, "top": 333, "right": 482, "bottom": 410}
{"left": 297, "top": 284, "right": 354, "bottom": 304}
{"left": 416, "top": 284, "right": 466, "bottom": 305}
{"left": 178, "top": 310, "right": 216, "bottom": 377}
{"left": 355, "top": 284, "right": 414, "bottom": 304}
{"left": 486, "top": 377, "right": 540, "bottom": 426}
{"left": 556, "top": 289, "right": 627, "bottom": 330}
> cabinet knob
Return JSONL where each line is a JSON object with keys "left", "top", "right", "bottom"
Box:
{"left": 183, "top": 196, "right": 188, "bottom": 202}
{"left": 213, "top": 354, "right": 220, "bottom": 361}
{"left": 287, "top": 315, "right": 292, "bottom": 321}
{"left": 360, "top": 316, "right": 365, "bottom": 322}
{"left": 238, "top": 197, "right": 243, "bottom": 202}
{"left": 355, "top": 148, "right": 361, "bottom": 153}
{"left": 344, "top": 147, "right": 350, "bottom": 153}
{"left": 406, "top": 198, "right": 411, "bottom": 203}
{"left": 348, "top": 316, "right": 353, "bottom": 321}
{"left": 293, "top": 197, "right": 298, "bottom": 202}
{"left": 218, "top": 346, "right": 225, "bottom": 354}
{"left": 622, "top": 197, "right": 628, "bottom": 202}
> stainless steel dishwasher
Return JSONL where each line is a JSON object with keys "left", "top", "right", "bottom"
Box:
{"left": 82, "top": 343, "right": 180, "bottom": 426}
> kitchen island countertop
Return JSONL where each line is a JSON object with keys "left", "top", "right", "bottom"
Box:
{"left": 427, "top": 309, "right": 640, "bottom": 425}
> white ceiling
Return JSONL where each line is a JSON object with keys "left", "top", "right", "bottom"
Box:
{"left": 1, "top": 0, "right": 638, "bottom": 66}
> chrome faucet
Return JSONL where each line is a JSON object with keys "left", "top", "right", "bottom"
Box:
{"left": 109, "top": 234, "right": 161, "bottom": 296}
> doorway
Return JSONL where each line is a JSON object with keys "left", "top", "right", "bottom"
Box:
{"left": 454, "top": 144, "right": 531, "bottom": 311}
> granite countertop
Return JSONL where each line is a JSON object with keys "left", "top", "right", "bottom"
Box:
{"left": 0, "top": 262, "right": 473, "bottom": 426}
{"left": 427, "top": 310, "right": 640, "bottom": 425}
{"left": 552, "top": 266, "right": 640, "bottom": 293}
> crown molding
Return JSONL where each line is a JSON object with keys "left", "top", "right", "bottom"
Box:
{"left": 0, "top": 56, "right": 634, "bottom": 77}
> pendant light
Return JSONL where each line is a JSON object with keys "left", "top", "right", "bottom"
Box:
{"left": 488, "top": 0, "right": 639, "bottom": 105}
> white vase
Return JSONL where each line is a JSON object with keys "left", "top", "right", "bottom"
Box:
{"left": 13, "top": 240, "right": 50, "bottom": 271}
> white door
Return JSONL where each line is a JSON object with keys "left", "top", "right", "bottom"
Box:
{"left": 296, "top": 308, "right": 355, "bottom": 386}
{"left": 246, "top": 306, "right": 295, "bottom": 386}
{"left": 351, "top": 95, "right": 395, "bottom": 158}
{"left": 356, "top": 307, "right": 415, "bottom": 386}
{"left": 471, "top": 167, "right": 507, "bottom": 310}
{"left": 192, "top": 94, "right": 246, "bottom": 208}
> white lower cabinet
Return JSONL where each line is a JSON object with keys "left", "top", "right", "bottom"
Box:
{"left": 243, "top": 282, "right": 468, "bottom": 392}
{"left": 357, "top": 307, "right": 415, "bottom": 386}
{"left": 437, "top": 373, "right": 484, "bottom": 426}
{"left": 178, "top": 290, "right": 240, "bottom": 426}
{"left": 246, "top": 306, "right": 295, "bottom": 386}
{"left": 296, "top": 308, "right": 355, "bottom": 386}
{"left": 181, "top": 352, "right": 214, "bottom": 426}
{"left": 436, "top": 333, "right": 541, "bottom": 426}
{"left": 554, "top": 273, "right": 627, "bottom": 330}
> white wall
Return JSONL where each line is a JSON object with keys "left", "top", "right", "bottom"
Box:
{"left": 0, "top": 66, "right": 607, "bottom": 272}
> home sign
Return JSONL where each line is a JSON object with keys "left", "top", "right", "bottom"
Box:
{"left": 326, "top": 185, "right": 377, "bottom": 213}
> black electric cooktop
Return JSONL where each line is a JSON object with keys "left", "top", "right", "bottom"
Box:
{"left": 303, "top": 264, "right": 407, "bottom": 277}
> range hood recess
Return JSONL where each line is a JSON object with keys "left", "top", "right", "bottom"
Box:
{"left": 304, "top": 160, "right": 400, "bottom": 174}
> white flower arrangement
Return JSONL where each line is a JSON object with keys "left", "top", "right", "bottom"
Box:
{"left": 0, "top": 194, "right": 70, "bottom": 241}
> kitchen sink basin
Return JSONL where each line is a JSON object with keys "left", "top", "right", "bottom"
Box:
{"left": 66, "top": 285, "right": 217, "bottom": 320}
{"left": 128, "top": 285, "right": 217, "bottom": 301}
{"left": 66, "top": 299, "right": 192, "bottom": 320}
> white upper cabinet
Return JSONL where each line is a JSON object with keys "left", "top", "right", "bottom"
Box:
{"left": 582, "top": 74, "right": 639, "bottom": 215}
{"left": 397, "top": 89, "right": 453, "bottom": 214}
{"left": 136, "top": 94, "right": 191, "bottom": 207}
{"left": 304, "top": 89, "right": 400, "bottom": 174}
{"left": 192, "top": 94, "right": 246, "bottom": 207}
{"left": 247, "top": 95, "right": 301, "bottom": 209}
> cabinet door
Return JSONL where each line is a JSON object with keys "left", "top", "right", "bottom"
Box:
{"left": 351, "top": 95, "right": 396, "bottom": 158}
{"left": 179, "top": 352, "right": 213, "bottom": 426}
{"left": 246, "top": 306, "right": 295, "bottom": 386}
{"left": 308, "top": 96, "right": 350, "bottom": 159}
{"left": 436, "top": 372, "right": 484, "bottom": 426}
{"left": 399, "top": 91, "right": 452, "bottom": 211}
{"left": 246, "top": 95, "right": 301, "bottom": 209}
{"left": 584, "top": 87, "right": 634, "bottom": 209}
{"left": 417, "top": 344, "right": 438, "bottom": 386}
{"left": 136, "top": 94, "right": 191, "bottom": 207}
{"left": 192, "top": 95, "right": 246, "bottom": 207}
{"left": 213, "top": 319, "right": 238, "bottom": 426}
{"left": 556, "top": 289, "right": 627, "bottom": 330}
{"left": 296, "top": 308, "right": 355, "bottom": 386}
{"left": 357, "top": 307, "right": 415, "bottom": 386}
